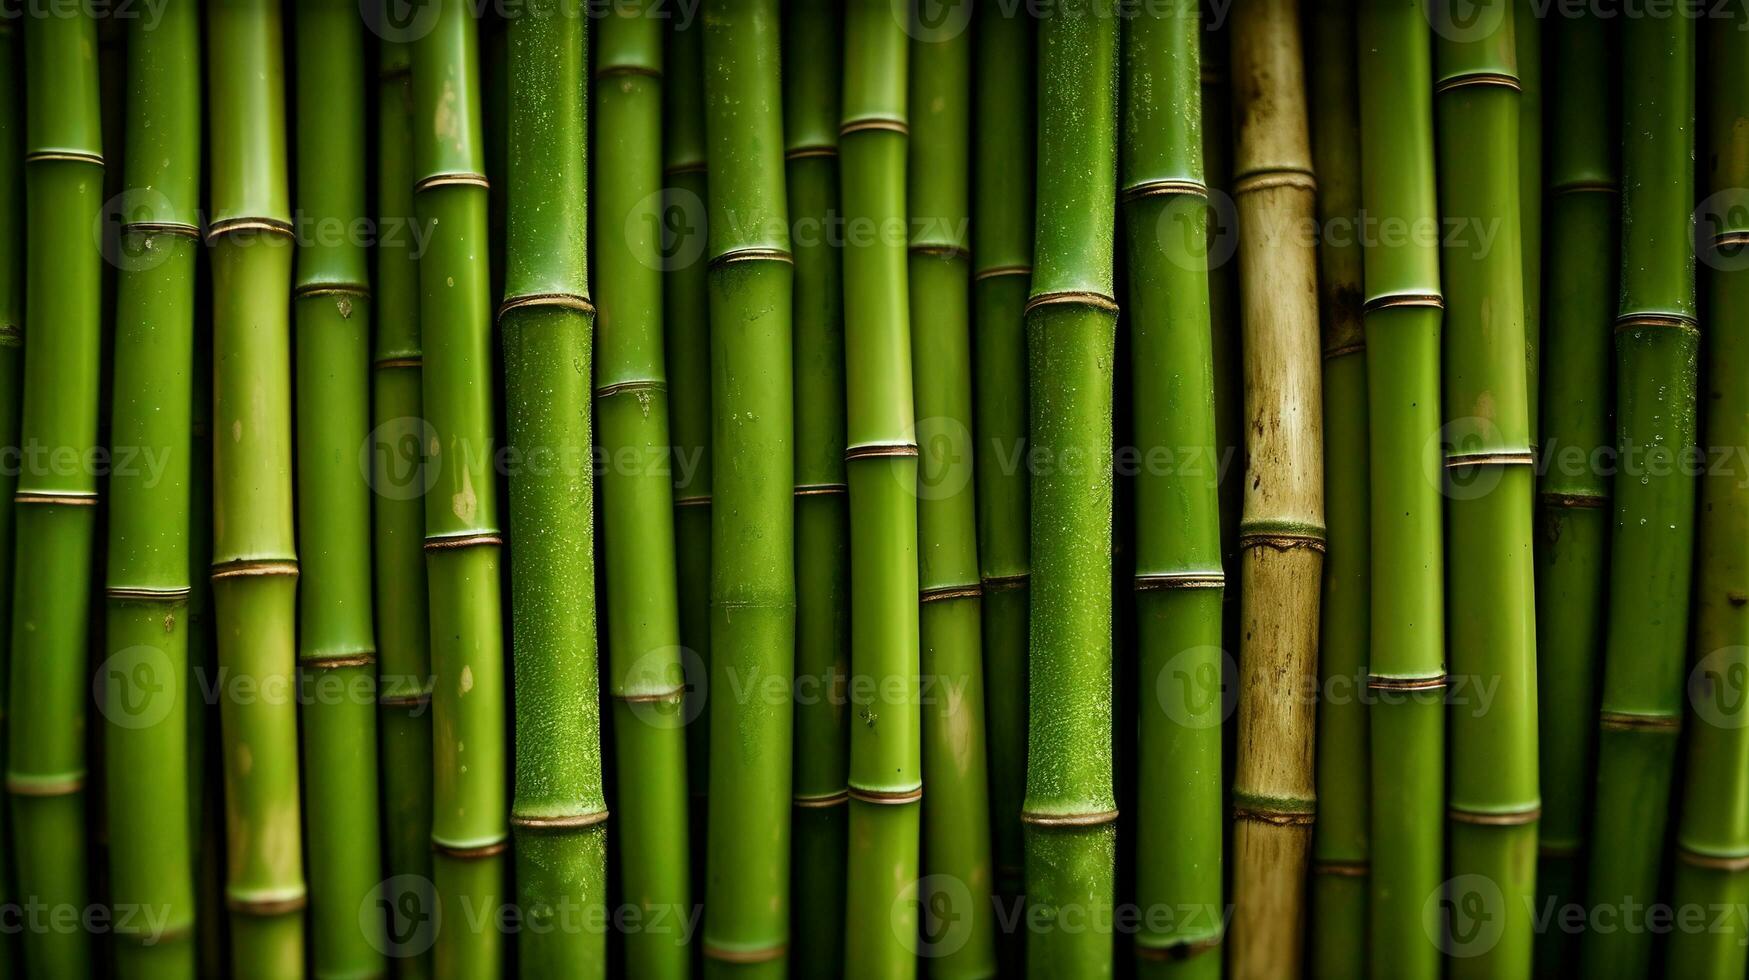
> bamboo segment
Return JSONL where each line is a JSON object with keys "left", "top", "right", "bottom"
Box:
{"left": 662, "top": 14, "right": 713, "bottom": 899}
{"left": 1532, "top": 13, "right": 1613, "bottom": 976}
{"left": 1434, "top": 5, "right": 1540, "bottom": 977}
{"left": 206, "top": 1, "right": 305, "bottom": 973}
{"left": 700, "top": 2, "right": 796, "bottom": 974}
{"left": 372, "top": 30, "right": 436, "bottom": 980}
{"left": 411, "top": 5, "right": 509, "bottom": 975}
{"left": 1023, "top": 4, "right": 1119, "bottom": 977}
{"left": 782, "top": 3, "right": 850, "bottom": 976}
{"left": 1227, "top": 2, "right": 1324, "bottom": 975}
{"left": 103, "top": 3, "right": 200, "bottom": 976}
{"left": 1581, "top": 11, "right": 1699, "bottom": 980}
{"left": 1517, "top": 1, "right": 1541, "bottom": 447}
{"left": 971, "top": 11, "right": 1034, "bottom": 956}
{"left": 504, "top": 6, "right": 609, "bottom": 976}
{"left": 1666, "top": 13, "right": 1749, "bottom": 976}
{"left": 292, "top": 4, "right": 385, "bottom": 974}
{"left": 1305, "top": 3, "right": 1367, "bottom": 976}
{"left": 0, "top": 17, "right": 23, "bottom": 976}
{"left": 911, "top": 13, "right": 998, "bottom": 979}
{"left": 1355, "top": 2, "right": 1447, "bottom": 977}
{"left": 593, "top": 4, "right": 693, "bottom": 975}
{"left": 1123, "top": 3, "right": 1224, "bottom": 978}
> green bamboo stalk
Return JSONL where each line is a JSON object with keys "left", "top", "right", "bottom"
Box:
{"left": 1434, "top": 4, "right": 1539, "bottom": 977}
{"left": 1517, "top": 1, "right": 1541, "bottom": 447}
{"left": 0, "top": 13, "right": 27, "bottom": 977}
{"left": 6, "top": 10, "right": 102, "bottom": 975}
{"left": 1023, "top": 4, "right": 1118, "bottom": 977}
{"left": 1666, "top": 13, "right": 1749, "bottom": 976}
{"left": 971, "top": 10, "right": 1033, "bottom": 953}
{"left": 410, "top": 4, "right": 508, "bottom": 975}
{"left": 502, "top": 5, "right": 609, "bottom": 976}
{"left": 1580, "top": 10, "right": 1698, "bottom": 979}
{"left": 661, "top": 14, "right": 712, "bottom": 900}
{"left": 700, "top": 1, "right": 795, "bottom": 974}
{"left": 1531, "top": 13, "right": 1613, "bottom": 976}
{"left": 190, "top": 335, "right": 222, "bottom": 980}
{"left": 206, "top": 0, "right": 305, "bottom": 973}
{"left": 1122, "top": 3, "right": 1223, "bottom": 978}
{"left": 103, "top": 2, "right": 200, "bottom": 976}
{"left": 1356, "top": 2, "right": 1448, "bottom": 977}
{"left": 1306, "top": 1, "right": 1368, "bottom": 975}
{"left": 593, "top": 4, "right": 694, "bottom": 975}
{"left": 911, "top": 12, "right": 997, "bottom": 978}
{"left": 292, "top": 2, "right": 386, "bottom": 974}
{"left": 1227, "top": 2, "right": 1324, "bottom": 975}
{"left": 782, "top": 3, "right": 849, "bottom": 976}
{"left": 372, "top": 30, "right": 436, "bottom": 980}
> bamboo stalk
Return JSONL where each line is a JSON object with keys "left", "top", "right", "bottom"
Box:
{"left": 206, "top": 0, "right": 305, "bottom": 973}
{"left": 371, "top": 29, "right": 436, "bottom": 980}
{"left": 410, "top": 4, "right": 509, "bottom": 974}
{"left": 700, "top": 1, "right": 796, "bottom": 973}
{"left": 103, "top": 2, "right": 200, "bottom": 976}
{"left": 782, "top": 2, "right": 850, "bottom": 976}
{"left": 1517, "top": 1, "right": 1541, "bottom": 447}
{"left": 1356, "top": 2, "right": 1447, "bottom": 977}
{"left": 1227, "top": 1, "right": 1324, "bottom": 975}
{"left": 592, "top": 4, "right": 694, "bottom": 974}
{"left": 1666, "top": 12, "right": 1749, "bottom": 976}
{"left": 502, "top": 4, "right": 609, "bottom": 975}
{"left": 1580, "top": 10, "right": 1699, "bottom": 979}
{"left": 190, "top": 314, "right": 223, "bottom": 980}
{"left": 1306, "top": 1, "right": 1367, "bottom": 975}
{"left": 1434, "top": 4, "right": 1540, "bottom": 977}
{"left": 911, "top": 12, "right": 998, "bottom": 978}
{"left": 1122, "top": 3, "right": 1224, "bottom": 978}
{"left": 0, "top": 12, "right": 22, "bottom": 977}
{"left": 1023, "top": 3, "right": 1119, "bottom": 977}
{"left": 292, "top": 3, "right": 386, "bottom": 974}
{"left": 661, "top": 13, "right": 713, "bottom": 903}
{"left": 1531, "top": 12, "right": 1613, "bottom": 976}
{"left": 971, "top": 11, "right": 1034, "bottom": 958}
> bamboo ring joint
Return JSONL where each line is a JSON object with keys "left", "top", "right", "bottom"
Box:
{"left": 1366, "top": 674, "right": 1447, "bottom": 692}
{"left": 1232, "top": 802, "right": 1315, "bottom": 826}
{"left": 794, "top": 789, "right": 850, "bottom": 809}
{"left": 25, "top": 150, "right": 103, "bottom": 167}
{"left": 1232, "top": 168, "right": 1317, "bottom": 196}
{"left": 710, "top": 246, "right": 793, "bottom": 268}
{"left": 1677, "top": 848, "right": 1749, "bottom": 872}
{"left": 1551, "top": 179, "right": 1617, "bottom": 196}
{"left": 121, "top": 221, "right": 201, "bottom": 240}
{"left": 981, "top": 572, "right": 1029, "bottom": 592}
{"left": 840, "top": 117, "right": 908, "bottom": 137}
{"left": 974, "top": 264, "right": 1031, "bottom": 281}
{"left": 225, "top": 893, "right": 308, "bottom": 916}
{"left": 14, "top": 490, "right": 98, "bottom": 507}
{"left": 1134, "top": 571, "right": 1225, "bottom": 592}
{"left": 1363, "top": 292, "right": 1444, "bottom": 314}
{"left": 1448, "top": 805, "right": 1541, "bottom": 827}
{"left": 106, "top": 586, "right": 194, "bottom": 602}
{"left": 415, "top": 172, "right": 489, "bottom": 192}
{"left": 1135, "top": 933, "right": 1224, "bottom": 962}
{"left": 595, "top": 63, "right": 661, "bottom": 80}
{"left": 1313, "top": 860, "right": 1370, "bottom": 878}
{"left": 793, "top": 483, "right": 847, "bottom": 497}
{"left": 296, "top": 282, "right": 371, "bottom": 300}
{"left": 1435, "top": 72, "right": 1521, "bottom": 94}
{"left": 910, "top": 243, "right": 971, "bottom": 261}
{"left": 1020, "top": 808, "right": 1120, "bottom": 828}
{"left": 845, "top": 442, "right": 919, "bottom": 461}
{"left": 431, "top": 838, "right": 510, "bottom": 859}
{"left": 511, "top": 809, "right": 611, "bottom": 832}
{"left": 596, "top": 378, "right": 667, "bottom": 399}
{"left": 921, "top": 584, "right": 982, "bottom": 603}
{"left": 1614, "top": 312, "right": 1699, "bottom": 335}
{"left": 1024, "top": 289, "right": 1120, "bottom": 317}
{"left": 674, "top": 493, "right": 711, "bottom": 507}
{"left": 380, "top": 690, "right": 433, "bottom": 709}
{"left": 205, "top": 217, "right": 294, "bottom": 243}
{"left": 1539, "top": 491, "right": 1608, "bottom": 510}
{"left": 1121, "top": 178, "right": 1209, "bottom": 203}
{"left": 1444, "top": 450, "right": 1535, "bottom": 469}
{"left": 1322, "top": 341, "right": 1366, "bottom": 360}
{"left": 499, "top": 292, "right": 595, "bottom": 319}
{"left": 423, "top": 533, "right": 503, "bottom": 553}
{"left": 1599, "top": 710, "right": 1680, "bottom": 733}
{"left": 785, "top": 144, "right": 837, "bottom": 161}
{"left": 301, "top": 653, "right": 377, "bottom": 670}
{"left": 703, "top": 942, "right": 787, "bottom": 965}
{"left": 849, "top": 786, "right": 923, "bottom": 806}
{"left": 5, "top": 772, "right": 85, "bottom": 797}
{"left": 210, "top": 559, "right": 300, "bottom": 581}
{"left": 663, "top": 161, "right": 707, "bottom": 177}
{"left": 374, "top": 355, "right": 423, "bottom": 369}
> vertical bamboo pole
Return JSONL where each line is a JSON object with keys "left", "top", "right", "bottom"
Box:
{"left": 1356, "top": 2, "right": 1447, "bottom": 977}
{"left": 782, "top": 2, "right": 850, "bottom": 975}
{"left": 971, "top": 12, "right": 1034, "bottom": 962}
{"left": 1516, "top": 0, "right": 1541, "bottom": 447}
{"left": 372, "top": 29, "right": 436, "bottom": 980}
{"left": 1434, "top": 3, "right": 1540, "bottom": 977}
{"left": 0, "top": 13, "right": 22, "bottom": 972}
{"left": 911, "top": 11, "right": 998, "bottom": 978}
{"left": 1580, "top": 10, "right": 1698, "bottom": 979}
{"left": 1666, "top": 12, "right": 1749, "bottom": 976}
{"left": 103, "top": 2, "right": 200, "bottom": 977}
{"left": 1123, "top": 3, "right": 1224, "bottom": 978}
{"left": 292, "top": 3, "right": 385, "bottom": 974}
{"left": 503, "top": 4, "right": 609, "bottom": 976}
{"left": 206, "top": 0, "right": 304, "bottom": 973}
{"left": 700, "top": 1, "right": 795, "bottom": 973}
{"left": 593, "top": 3, "right": 694, "bottom": 974}
{"left": 1306, "top": 2, "right": 1368, "bottom": 975}
{"left": 410, "top": 4, "right": 508, "bottom": 974}
{"left": 1227, "top": 1, "right": 1324, "bottom": 975}
{"left": 1532, "top": 12, "right": 1613, "bottom": 976}
{"left": 1023, "top": 3, "right": 1119, "bottom": 977}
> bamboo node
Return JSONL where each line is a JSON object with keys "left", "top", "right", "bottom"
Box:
{"left": 709, "top": 246, "right": 793, "bottom": 268}
{"left": 374, "top": 355, "right": 423, "bottom": 369}
{"left": 1237, "top": 529, "right": 1326, "bottom": 553}
{"left": 909, "top": 243, "right": 972, "bottom": 261}
{"left": 1551, "top": 179, "right": 1618, "bottom": 196}
{"left": 785, "top": 144, "right": 838, "bottom": 161}
{"left": 0, "top": 325, "right": 18, "bottom": 349}
{"left": 24, "top": 150, "right": 104, "bottom": 167}
{"left": 1136, "top": 933, "right": 1224, "bottom": 962}
{"left": 414, "top": 172, "right": 489, "bottom": 192}
{"left": 793, "top": 483, "right": 848, "bottom": 497}
{"left": 1443, "top": 450, "right": 1535, "bottom": 469}
{"left": 1023, "top": 290, "right": 1120, "bottom": 317}
{"left": 594, "top": 63, "right": 662, "bottom": 80}
{"left": 595, "top": 378, "right": 667, "bottom": 399}
{"left": 209, "top": 559, "right": 299, "bottom": 581}
{"left": 703, "top": 942, "right": 788, "bottom": 965}
{"left": 839, "top": 116, "right": 909, "bottom": 137}
{"left": 300, "top": 652, "right": 377, "bottom": 670}
{"left": 1232, "top": 799, "right": 1316, "bottom": 826}
{"left": 673, "top": 493, "right": 712, "bottom": 507}
{"left": 379, "top": 689, "right": 433, "bottom": 708}
{"left": 204, "top": 217, "right": 294, "bottom": 243}
{"left": 1321, "top": 340, "right": 1365, "bottom": 360}
{"left": 1313, "top": 860, "right": 1369, "bottom": 878}
{"left": 1614, "top": 312, "right": 1699, "bottom": 335}
{"left": 1434, "top": 71, "right": 1522, "bottom": 94}
{"left": 921, "top": 583, "right": 982, "bottom": 603}
{"left": 1366, "top": 673, "right": 1447, "bottom": 692}
{"left": 511, "top": 809, "right": 611, "bottom": 832}
{"left": 422, "top": 532, "right": 503, "bottom": 553}
{"left": 1676, "top": 847, "right": 1749, "bottom": 872}
{"left": 1599, "top": 710, "right": 1681, "bottom": 733}
{"left": 973, "top": 264, "right": 1031, "bottom": 281}
{"left": 849, "top": 786, "right": 924, "bottom": 806}
{"left": 13, "top": 490, "right": 98, "bottom": 507}
{"left": 1362, "top": 292, "right": 1444, "bottom": 314}
{"left": 1121, "top": 178, "right": 1210, "bottom": 204}
{"left": 295, "top": 282, "right": 371, "bottom": 300}
{"left": 225, "top": 892, "right": 308, "bottom": 916}
{"left": 1448, "top": 805, "right": 1540, "bottom": 827}
{"left": 1231, "top": 168, "right": 1317, "bottom": 196}
{"left": 1134, "top": 571, "right": 1225, "bottom": 592}
{"left": 115, "top": 921, "right": 195, "bottom": 945}
{"left": 793, "top": 789, "right": 850, "bottom": 808}
{"left": 1020, "top": 807, "right": 1120, "bottom": 827}
{"left": 1538, "top": 490, "right": 1608, "bottom": 510}
{"left": 120, "top": 221, "right": 201, "bottom": 240}
{"left": 1716, "top": 231, "right": 1749, "bottom": 249}
{"left": 845, "top": 442, "right": 919, "bottom": 461}
{"left": 4, "top": 772, "right": 85, "bottom": 797}
{"left": 105, "top": 586, "right": 194, "bottom": 602}
{"left": 614, "top": 685, "right": 687, "bottom": 704}
{"left": 431, "top": 838, "right": 510, "bottom": 859}
{"left": 499, "top": 292, "right": 595, "bottom": 319}
{"left": 981, "top": 572, "right": 1030, "bottom": 592}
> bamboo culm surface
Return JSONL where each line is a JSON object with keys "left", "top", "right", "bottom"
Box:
{"left": 0, "top": 17, "right": 23, "bottom": 975}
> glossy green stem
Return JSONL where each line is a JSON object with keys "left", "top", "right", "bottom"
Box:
{"left": 0, "top": 15, "right": 23, "bottom": 980}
